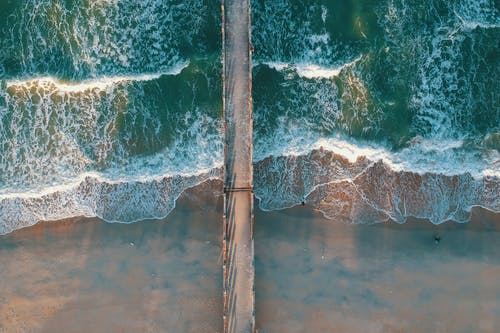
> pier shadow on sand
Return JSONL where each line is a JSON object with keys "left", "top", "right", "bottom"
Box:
{"left": 255, "top": 206, "right": 500, "bottom": 333}
{"left": 0, "top": 181, "right": 498, "bottom": 333}
{"left": 0, "top": 181, "right": 223, "bottom": 333}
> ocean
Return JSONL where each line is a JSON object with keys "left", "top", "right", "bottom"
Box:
{"left": 0, "top": 0, "right": 498, "bottom": 234}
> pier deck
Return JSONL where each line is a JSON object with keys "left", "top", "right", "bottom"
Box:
{"left": 222, "top": 0, "right": 254, "bottom": 332}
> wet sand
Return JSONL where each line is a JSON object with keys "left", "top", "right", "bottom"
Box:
{"left": 0, "top": 183, "right": 499, "bottom": 332}
{"left": 255, "top": 207, "right": 500, "bottom": 333}
{"left": 0, "top": 181, "right": 223, "bottom": 333}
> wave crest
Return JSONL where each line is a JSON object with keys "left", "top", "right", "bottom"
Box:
{"left": 0, "top": 168, "right": 222, "bottom": 235}
{"left": 255, "top": 149, "right": 499, "bottom": 224}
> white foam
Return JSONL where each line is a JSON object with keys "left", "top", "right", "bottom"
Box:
{"left": 254, "top": 135, "right": 499, "bottom": 225}
{"left": 5, "top": 62, "right": 189, "bottom": 92}
{"left": 0, "top": 113, "right": 223, "bottom": 234}
{"left": 0, "top": 108, "right": 223, "bottom": 198}
{"left": 254, "top": 124, "right": 499, "bottom": 179}
{"left": 261, "top": 56, "right": 362, "bottom": 79}
{"left": 380, "top": 0, "right": 499, "bottom": 141}
{"left": 453, "top": 0, "right": 500, "bottom": 30}
{"left": 0, "top": 0, "right": 209, "bottom": 78}
{"left": 260, "top": 62, "right": 288, "bottom": 72}
{"left": 457, "top": 17, "right": 500, "bottom": 30}
{"left": 0, "top": 162, "right": 221, "bottom": 200}
{"left": 0, "top": 169, "right": 222, "bottom": 235}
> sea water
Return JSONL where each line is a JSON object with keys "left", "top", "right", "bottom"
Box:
{"left": 0, "top": 0, "right": 498, "bottom": 233}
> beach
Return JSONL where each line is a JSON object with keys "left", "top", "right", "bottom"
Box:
{"left": 1, "top": 1, "right": 499, "bottom": 332}
{"left": 255, "top": 205, "right": 500, "bottom": 333}
{"left": 0, "top": 182, "right": 224, "bottom": 333}
{"left": 0, "top": 181, "right": 499, "bottom": 332}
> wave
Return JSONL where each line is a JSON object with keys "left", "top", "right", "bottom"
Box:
{"left": 452, "top": 0, "right": 500, "bottom": 30}
{"left": 251, "top": 1, "right": 359, "bottom": 66}
{"left": 0, "top": 0, "right": 219, "bottom": 79}
{"left": 251, "top": 0, "right": 500, "bottom": 228}
{"left": 1, "top": 134, "right": 497, "bottom": 234}
{"left": 254, "top": 120, "right": 499, "bottom": 177}
{"left": 378, "top": 0, "right": 499, "bottom": 140}
{"left": 2, "top": 139, "right": 496, "bottom": 235}
{"left": 0, "top": 57, "right": 223, "bottom": 234}
{"left": 0, "top": 168, "right": 222, "bottom": 235}
{"left": 253, "top": 0, "right": 499, "bottom": 142}
{"left": 0, "top": 60, "right": 222, "bottom": 192}
{"left": 1, "top": 0, "right": 498, "bottom": 234}
{"left": 4, "top": 62, "right": 189, "bottom": 93}
{"left": 260, "top": 56, "right": 362, "bottom": 79}
{"left": 254, "top": 148, "right": 499, "bottom": 225}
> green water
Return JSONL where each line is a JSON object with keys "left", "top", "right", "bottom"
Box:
{"left": 0, "top": 0, "right": 498, "bottom": 231}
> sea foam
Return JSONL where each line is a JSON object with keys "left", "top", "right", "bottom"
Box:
{"left": 261, "top": 57, "right": 362, "bottom": 79}
{"left": 5, "top": 62, "right": 189, "bottom": 93}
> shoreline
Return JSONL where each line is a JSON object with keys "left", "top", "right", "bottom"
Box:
{"left": 0, "top": 181, "right": 224, "bottom": 333}
{"left": 0, "top": 181, "right": 499, "bottom": 332}
{"left": 1, "top": 177, "right": 498, "bottom": 238}
{"left": 2, "top": 147, "right": 499, "bottom": 235}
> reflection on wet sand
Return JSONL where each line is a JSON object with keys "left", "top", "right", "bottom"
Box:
{"left": 255, "top": 206, "right": 500, "bottom": 333}
{"left": 0, "top": 181, "right": 498, "bottom": 332}
{"left": 0, "top": 182, "right": 223, "bottom": 333}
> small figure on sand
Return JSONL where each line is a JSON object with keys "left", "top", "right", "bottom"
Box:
{"left": 434, "top": 234, "right": 441, "bottom": 244}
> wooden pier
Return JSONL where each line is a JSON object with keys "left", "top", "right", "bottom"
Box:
{"left": 222, "top": 0, "right": 255, "bottom": 332}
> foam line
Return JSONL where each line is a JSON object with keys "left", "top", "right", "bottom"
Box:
{"left": 260, "top": 56, "right": 362, "bottom": 79}
{"left": 5, "top": 62, "right": 189, "bottom": 92}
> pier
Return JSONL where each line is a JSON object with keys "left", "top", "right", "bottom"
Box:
{"left": 222, "top": 0, "right": 255, "bottom": 332}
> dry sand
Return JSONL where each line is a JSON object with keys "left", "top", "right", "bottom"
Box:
{"left": 0, "top": 180, "right": 499, "bottom": 332}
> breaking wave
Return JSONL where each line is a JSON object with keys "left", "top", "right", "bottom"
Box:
{"left": 254, "top": 148, "right": 499, "bottom": 224}
{"left": 251, "top": 0, "right": 499, "bottom": 224}
{"left": 0, "top": 169, "right": 222, "bottom": 235}
{"left": 0, "top": 0, "right": 498, "bottom": 234}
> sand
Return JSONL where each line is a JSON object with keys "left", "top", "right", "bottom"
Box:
{"left": 255, "top": 206, "right": 500, "bottom": 333}
{"left": 0, "top": 182, "right": 224, "bottom": 333}
{"left": 0, "top": 181, "right": 499, "bottom": 332}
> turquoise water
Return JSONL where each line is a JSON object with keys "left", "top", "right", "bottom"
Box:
{"left": 0, "top": 0, "right": 498, "bottom": 233}
{"left": 252, "top": 0, "right": 499, "bottom": 150}
{"left": 251, "top": 0, "right": 499, "bottom": 223}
